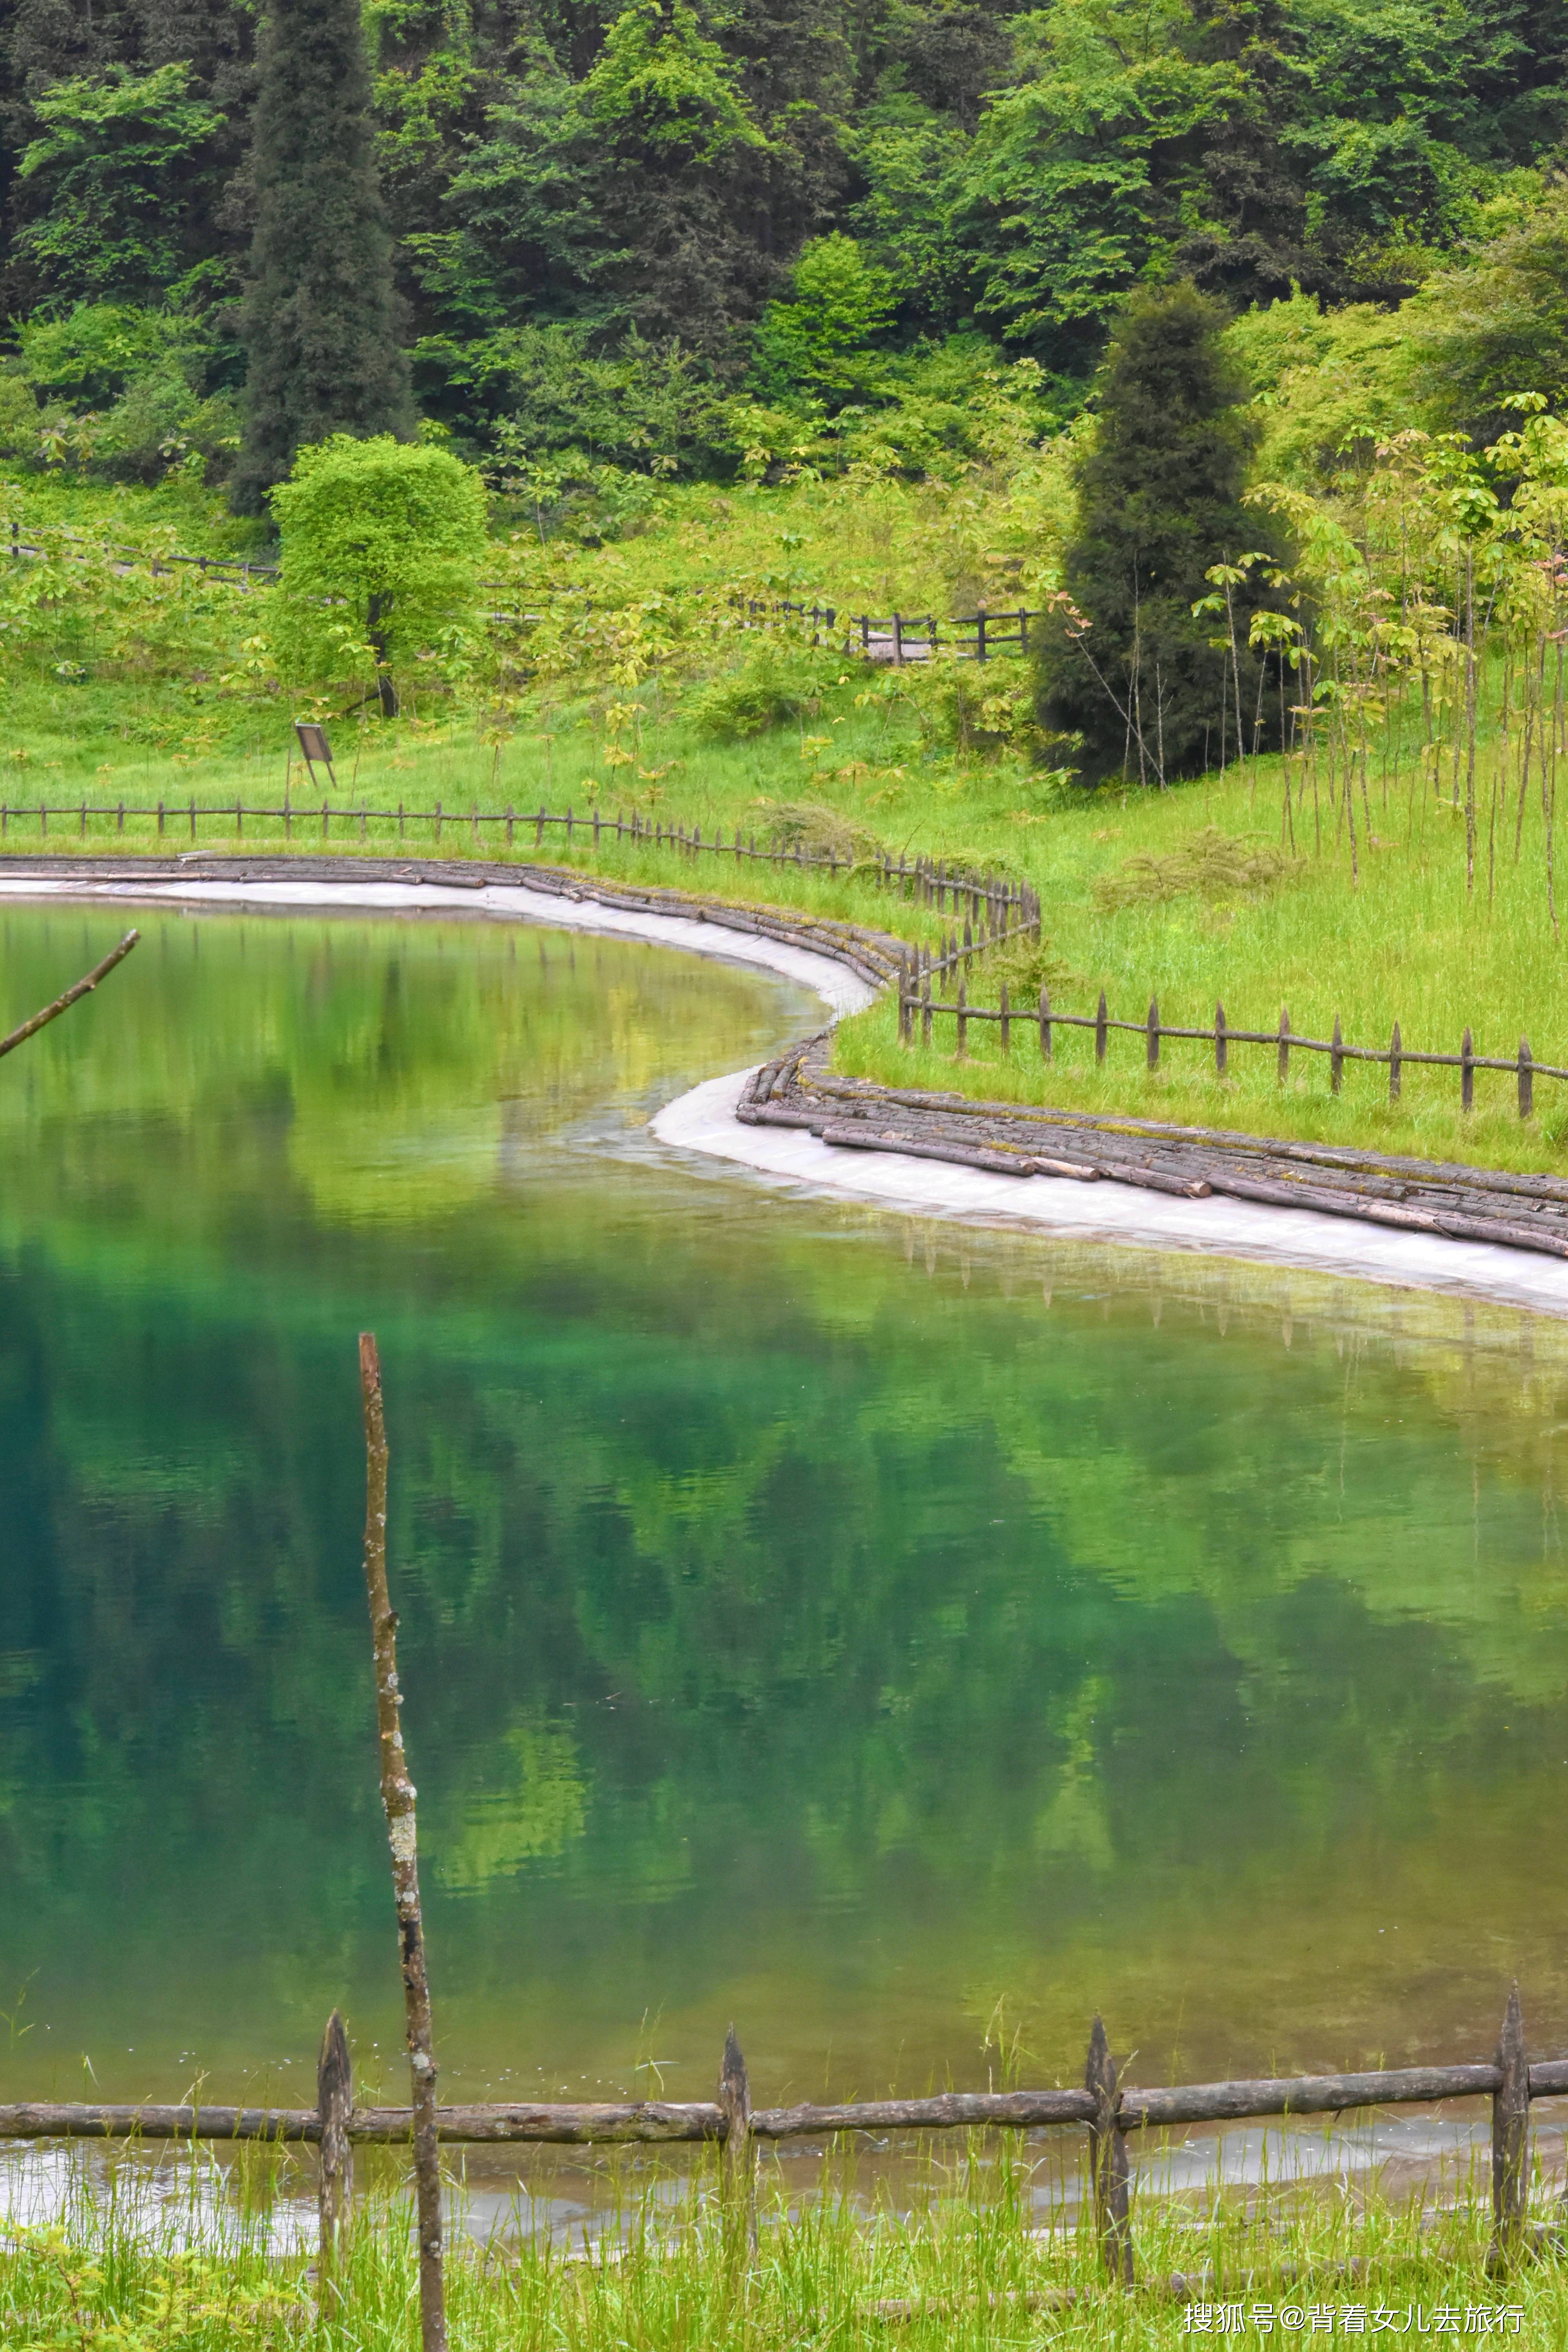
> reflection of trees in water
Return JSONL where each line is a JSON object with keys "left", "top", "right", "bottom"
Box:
{"left": 2, "top": 902, "right": 1567, "bottom": 2092}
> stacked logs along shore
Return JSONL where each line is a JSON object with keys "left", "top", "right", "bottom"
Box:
{"left": 743, "top": 1032, "right": 1568, "bottom": 1263}
{"left": 0, "top": 1990, "right": 1559, "bottom": 2287}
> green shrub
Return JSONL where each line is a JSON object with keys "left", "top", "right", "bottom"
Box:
{"left": 689, "top": 641, "right": 839, "bottom": 737}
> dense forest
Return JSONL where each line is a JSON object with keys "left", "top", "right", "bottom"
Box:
{"left": 1, "top": 0, "right": 1568, "bottom": 508}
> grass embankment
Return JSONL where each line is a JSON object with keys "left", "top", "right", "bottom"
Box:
{"left": 8, "top": 468, "right": 1568, "bottom": 1175}
{"left": 5, "top": 2146, "right": 1566, "bottom": 2349}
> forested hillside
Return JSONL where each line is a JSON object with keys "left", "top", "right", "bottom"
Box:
{"left": 1, "top": 0, "right": 1566, "bottom": 507}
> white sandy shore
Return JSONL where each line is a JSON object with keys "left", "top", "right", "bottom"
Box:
{"left": 8, "top": 867, "right": 1568, "bottom": 1316}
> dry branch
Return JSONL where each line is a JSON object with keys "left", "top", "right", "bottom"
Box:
{"left": 359, "top": 1332, "right": 446, "bottom": 2352}
{"left": 0, "top": 928, "right": 139, "bottom": 1060}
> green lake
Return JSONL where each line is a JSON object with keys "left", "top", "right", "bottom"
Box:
{"left": 3, "top": 898, "right": 1567, "bottom": 2122}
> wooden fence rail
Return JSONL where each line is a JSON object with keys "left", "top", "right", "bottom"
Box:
{"left": 0, "top": 526, "right": 1036, "bottom": 663}
{"left": 0, "top": 797, "right": 1042, "bottom": 942}
{"left": 897, "top": 967, "right": 1561, "bottom": 1120}
{"left": 735, "top": 597, "right": 1038, "bottom": 664}
{"left": 0, "top": 1990, "right": 1554, "bottom": 2283}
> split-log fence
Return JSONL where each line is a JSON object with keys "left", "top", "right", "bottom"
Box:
{"left": 0, "top": 794, "right": 1041, "bottom": 941}
{"left": 0, "top": 524, "right": 1038, "bottom": 663}
{"left": 897, "top": 962, "right": 1563, "bottom": 1121}
{"left": 731, "top": 596, "right": 1037, "bottom": 664}
{"left": 0, "top": 1987, "right": 1559, "bottom": 2287}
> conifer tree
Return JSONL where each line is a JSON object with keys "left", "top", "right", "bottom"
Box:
{"left": 1034, "top": 279, "right": 1275, "bottom": 786}
{"left": 231, "top": 0, "right": 412, "bottom": 515}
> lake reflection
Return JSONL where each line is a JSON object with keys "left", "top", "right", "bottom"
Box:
{"left": 1, "top": 900, "right": 1565, "bottom": 2118}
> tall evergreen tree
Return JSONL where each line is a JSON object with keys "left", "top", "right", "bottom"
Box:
{"left": 1034, "top": 279, "right": 1275, "bottom": 786}
{"left": 231, "top": 0, "right": 413, "bottom": 515}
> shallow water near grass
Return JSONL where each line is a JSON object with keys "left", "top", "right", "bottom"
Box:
{"left": 3, "top": 897, "right": 1567, "bottom": 2154}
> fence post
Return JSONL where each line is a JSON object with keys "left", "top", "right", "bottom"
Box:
{"left": 79, "top": 800, "right": 86, "bottom": 838}
{"left": 719, "top": 2025, "right": 756, "bottom": 2251}
{"left": 893, "top": 613, "right": 904, "bottom": 666}
{"left": 435, "top": 802, "right": 443, "bottom": 844}
{"left": 157, "top": 800, "right": 165, "bottom": 839}
{"left": 1000, "top": 983, "right": 1011, "bottom": 1054}
{"left": 1330, "top": 1015, "right": 1343, "bottom": 1094}
{"left": 1146, "top": 996, "right": 1160, "bottom": 1072}
{"left": 963, "top": 917, "right": 973, "bottom": 971}
{"left": 976, "top": 610, "right": 988, "bottom": 664}
{"left": 1018, "top": 608, "right": 1031, "bottom": 652}
{"left": 1462, "top": 1026, "right": 1475, "bottom": 1112}
{"left": 956, "top": 982, "right": 968, "bottom": 1058}
{"left": 1390, "top": 1022, "right": 1402, "bottom": 1104}
{"left": 1278, "top": 1006, "right": 1290, "bottom": 1084}
{"left": 899, "top": 964, "right": 913, "bottom": 1045}
{"left": 317, "top": 2009, "right": 353, "bottom": 2305}
{"left": 535, "top": 806, "right": 545, "bottom": 846}
{"left": 921, "top": 974, "right": 932, "bottom": 1046}
{"left": 1519, "top": 1038, "right": 1534, "bottom": 1119}
{"left": 1040, "top": 986, "right": 1052, "bottom": 1062}
{"left": 1215, "top": 1000, "right": 1227, "bottom": 1077}
{"left": 1490, "top": 1985, "right": 1528, "bottom": 2269}
{"left": 1085, "top": 2018, "right": 1133, "bottom": 2285}
{"left": 1096, "top": 990, "right": 1108, "bottom": 1066}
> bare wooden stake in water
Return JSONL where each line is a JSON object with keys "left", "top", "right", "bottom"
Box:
{"left": 316, "top": 2010, "right": 353, "bottom": 2303}
{"left": 359, "top": 1332, "right": 447, "bottom": 2352}
{"left": 1490, "top": 1985, "right": 1528, "bottom": 2270}
{"left": 1085, "top": 2017, "right": 1133, "bottom": 2284}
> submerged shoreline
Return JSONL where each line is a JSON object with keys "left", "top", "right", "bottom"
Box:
{"left": 7, "top": 851, "right": 1568, "bottom": 1315}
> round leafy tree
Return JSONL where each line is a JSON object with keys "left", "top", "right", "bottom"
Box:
{"left": 1034, "top": 279, "right": 1276, "bottom": 786}
{"left": 271, "top": 435, "right": 488, "bottom": 716}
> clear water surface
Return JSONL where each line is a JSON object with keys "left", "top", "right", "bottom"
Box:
{"left": 3, "top": 898, "right": 1566, "bottom": 2125}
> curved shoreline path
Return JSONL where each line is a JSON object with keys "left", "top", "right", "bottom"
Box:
{"left": 7, "top": 857, "right": 1568, "bottom": 1317}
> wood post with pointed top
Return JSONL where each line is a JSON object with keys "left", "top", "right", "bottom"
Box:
{"left": 1039, "top": 985, "right": 1052, "bottom": 1062}
{"left": 1462, "top": 1026, "right": 1475, "bottom": 1112}
{"left": 1520, "top": 1038, "right": 1534, "bottom": 1120}
{"left": 719, "top": 2025, "right": 757, "bottom": 2250}
{"left": 1490, "top": 1985, "right": 1529, "bottom": 2270}
{"left": 1390, "top": 1022, "right": 1402, "bottom": 1104}
{"left": 1215, "top": 1001, "right": 1227, "bottom": 1077}
{"left": 1278, "top": 1006, "right": 1290, "bottom": 1085}
{"left": 359, "top": 1333, "right": 447, "bottom": 2352}
{"left": 1146, "top": 996, "right": 1160, "bottom": 1072}
{"left": 316, "top": 2010, "right": 353, "bottom": 2303}
{"left": 1330, "top": 1014, "right": 1344, "bottom": 1094}
{"left": 1085, "top": 2018, "right": 1133, "bottom": 2284}
{"left": 1096, "top": 990, "right": 1108, "bottom": 1065}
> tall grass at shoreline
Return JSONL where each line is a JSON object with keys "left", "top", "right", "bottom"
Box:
{"left": 4, "top": 2135, "right": 1567, "bottom": 2348}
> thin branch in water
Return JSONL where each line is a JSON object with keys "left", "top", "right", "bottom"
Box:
{"left": 0, "top": 929, "right": 140, "bottom": 1062}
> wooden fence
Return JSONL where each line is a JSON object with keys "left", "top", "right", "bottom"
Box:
{"left": 897, "top": 964, "right": 1562, "bottom": 1121}
{"left": 0, "top": 1989, "right": 1557, "bottom": 2284}
{"left": 0, "top": 795, "right": 1042, "bottom": 936}
{"left": 0, "top": 524, "right": 1036, "bottom": 665}
{"left": 735, "top": 597, "right": 1037, "bottom": 663}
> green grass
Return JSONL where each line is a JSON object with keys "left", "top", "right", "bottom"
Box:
{"left": 9, "top": 463, "right": 1568, "bottom": 1176}
{"left": 4, "top": 2138, "right": 1566, "bottom": 2348}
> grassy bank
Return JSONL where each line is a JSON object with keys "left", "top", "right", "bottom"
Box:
{"left": 4, "top": 2141, "right": 1565, "bottom": 2349}
{"left": 9, "top": 467, "right": 1568, "bottom": 1176}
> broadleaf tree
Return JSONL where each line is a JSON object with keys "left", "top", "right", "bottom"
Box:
{"left": 270, "top": 434, "right": 488, "bottom": 715}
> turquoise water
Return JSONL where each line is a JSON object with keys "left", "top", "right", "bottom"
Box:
{"left": 2, "top": 898, "right": 1566, "bottom": 2122}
